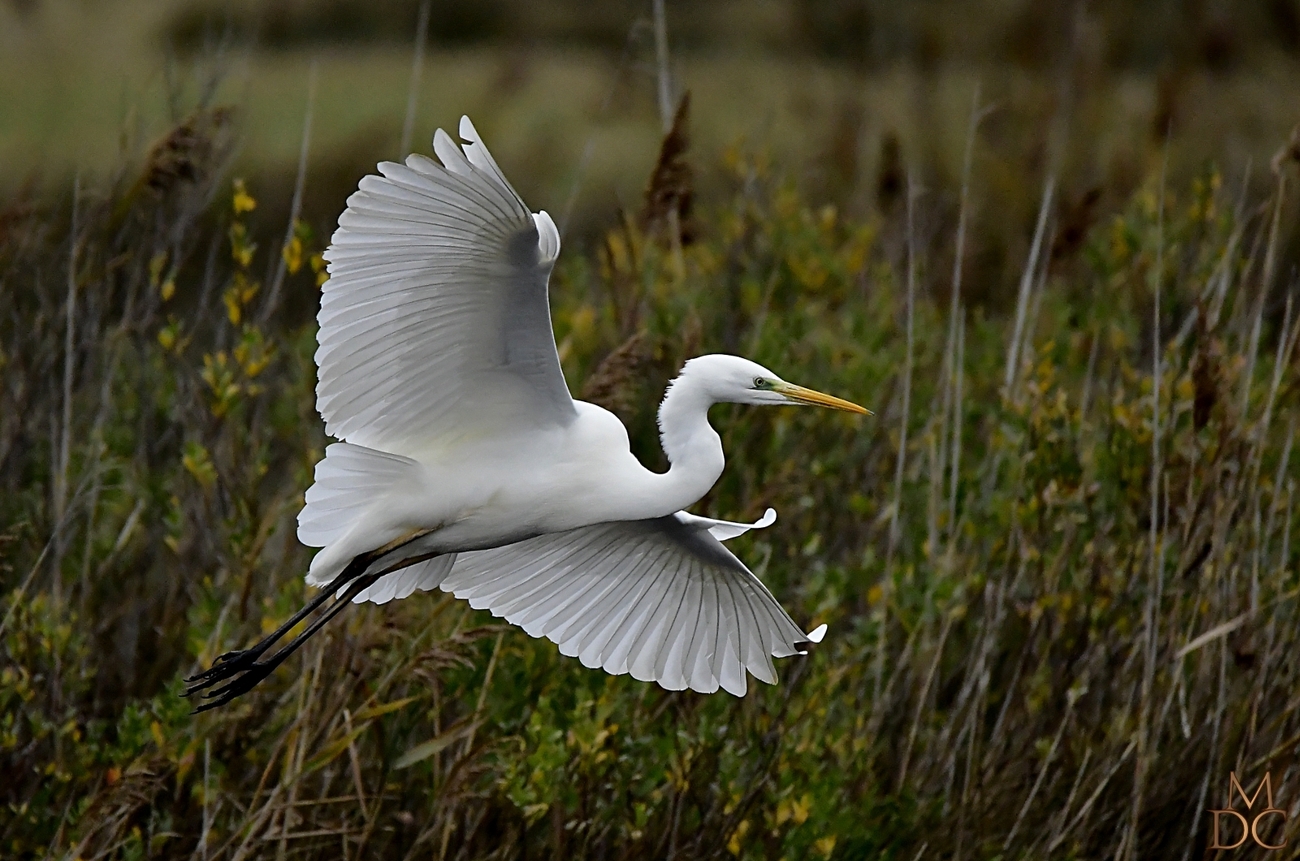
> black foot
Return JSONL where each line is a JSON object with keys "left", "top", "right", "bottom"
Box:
{"left": 187, "top": 659, "right": 279, "bottom": 713}
{"left": 186, "top": 647, "right": 257, "bottom": 683}
{"left": 184, "top": 647, "right": 264, "bottom": 700}
{"left": 182, "top": 548, "right": 400, "bottom": 712}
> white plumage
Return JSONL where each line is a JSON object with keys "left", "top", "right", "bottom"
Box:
{"left": 186, "top": 117, "right": 860, "bottom": 710}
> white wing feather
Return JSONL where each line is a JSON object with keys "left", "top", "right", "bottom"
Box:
{"left": 441, "top": 510, "right": 814, "bottom": 695}
{"left": 317, "top": 117, "right": 574, "bottom": 452}
{"left": 678, "top": 507, "right": 777, "bottom": 541}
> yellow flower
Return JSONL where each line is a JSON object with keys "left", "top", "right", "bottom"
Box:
{"left": 311, "top": 252, "right": 329, "bottom": 287}
{"left": 223, "top": 286, "right": 242, "bottom": 325}
{"left": 182, "top": 442, "right": 217, "bottom": 489}
{"left": 775, "top": 794, "right": 811, "bottom": 827}
{"left": 282, "top": 235, "right": 303, "bottom": 275}
{"left": 232, "top": 179, "right": 257, "bottom": 214}
{"left": 727, "top": 819, "right": 750, "bottom": 855}
{"left": 791, "top": 794, "right": 811, "bottom": 826}
{"left": 229, "top": 222, "right": 256, "bottom": 268}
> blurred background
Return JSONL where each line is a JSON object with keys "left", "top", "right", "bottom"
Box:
{"left": 5, "top": 0, "right": 1300, "bottom": 267}
{"left": 6, "top": 3, "right": 1300, "bottom": 859}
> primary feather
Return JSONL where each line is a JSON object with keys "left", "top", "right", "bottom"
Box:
{"left": 316, "top": 122, "right": 573, "bottom": 453}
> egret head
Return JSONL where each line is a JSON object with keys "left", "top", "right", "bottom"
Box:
{"left": 679, "top": 354, "right": 871, "bottom": 414}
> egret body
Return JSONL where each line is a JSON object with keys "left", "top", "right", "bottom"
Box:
{"left": 186, "top": 118, "right": 869, "bottom": 710}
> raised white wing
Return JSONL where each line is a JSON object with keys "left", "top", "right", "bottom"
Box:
{"left": 317, "top": 116, "right": 576, "bottom": 451}
{"left": 440, "top": 510, "right": 821, "bottom": 696}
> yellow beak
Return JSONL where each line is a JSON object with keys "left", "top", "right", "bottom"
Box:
{"left": 775, "top": 382, "right": 872, "bottom": 415}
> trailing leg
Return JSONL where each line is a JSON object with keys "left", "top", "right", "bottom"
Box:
{"left": 184, "top": 537, "right": 437, "bottom": 710}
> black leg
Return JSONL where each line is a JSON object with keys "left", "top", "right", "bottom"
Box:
{"left": 184, "top": 543, "right": 438, "bottom": 711}
{"left": 183, "top": 548, "right": 410, "bottom": 712}
{"left": 184, "top": 559, "right": 367, "bottom": 691}
{"left": 187, "top": 567, "right": 386, "bottom": 712}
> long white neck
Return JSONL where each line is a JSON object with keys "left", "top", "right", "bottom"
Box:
{"left": 630, "top": 372, "right": 725, "bottom": 519}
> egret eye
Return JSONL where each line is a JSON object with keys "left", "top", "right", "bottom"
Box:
{"left": 753, "top": 377, "right": 768, "bottom": 389}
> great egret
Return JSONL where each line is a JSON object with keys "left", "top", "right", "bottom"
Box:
{"left": 186, "top": 117, "right": 869, "bottom": 711}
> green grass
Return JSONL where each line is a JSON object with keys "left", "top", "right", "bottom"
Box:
{"left": 3, "top": 81, "right": 1300, "bottom": 859}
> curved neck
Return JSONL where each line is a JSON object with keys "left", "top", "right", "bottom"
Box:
{"left": 635, "top": 373, "right": 725, "bottom": 518}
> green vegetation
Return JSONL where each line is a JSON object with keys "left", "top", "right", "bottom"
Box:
{"left": 3, "top": 80, "right": 1300, "bottom": 857}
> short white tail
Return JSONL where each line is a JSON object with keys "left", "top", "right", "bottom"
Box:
{"left": 299, "top": 442, "right": 457, "bottom": 601}
{"left": 298, "top": 442, "right": 418, "bottom": 549}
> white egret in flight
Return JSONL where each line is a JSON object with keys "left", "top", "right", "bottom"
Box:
{"left": 186, "top": 118, "right": 869, "bottom": 710}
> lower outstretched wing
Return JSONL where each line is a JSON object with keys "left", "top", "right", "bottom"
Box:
{"left": 440, "top": 509, "right": 821, "bottom": 696}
